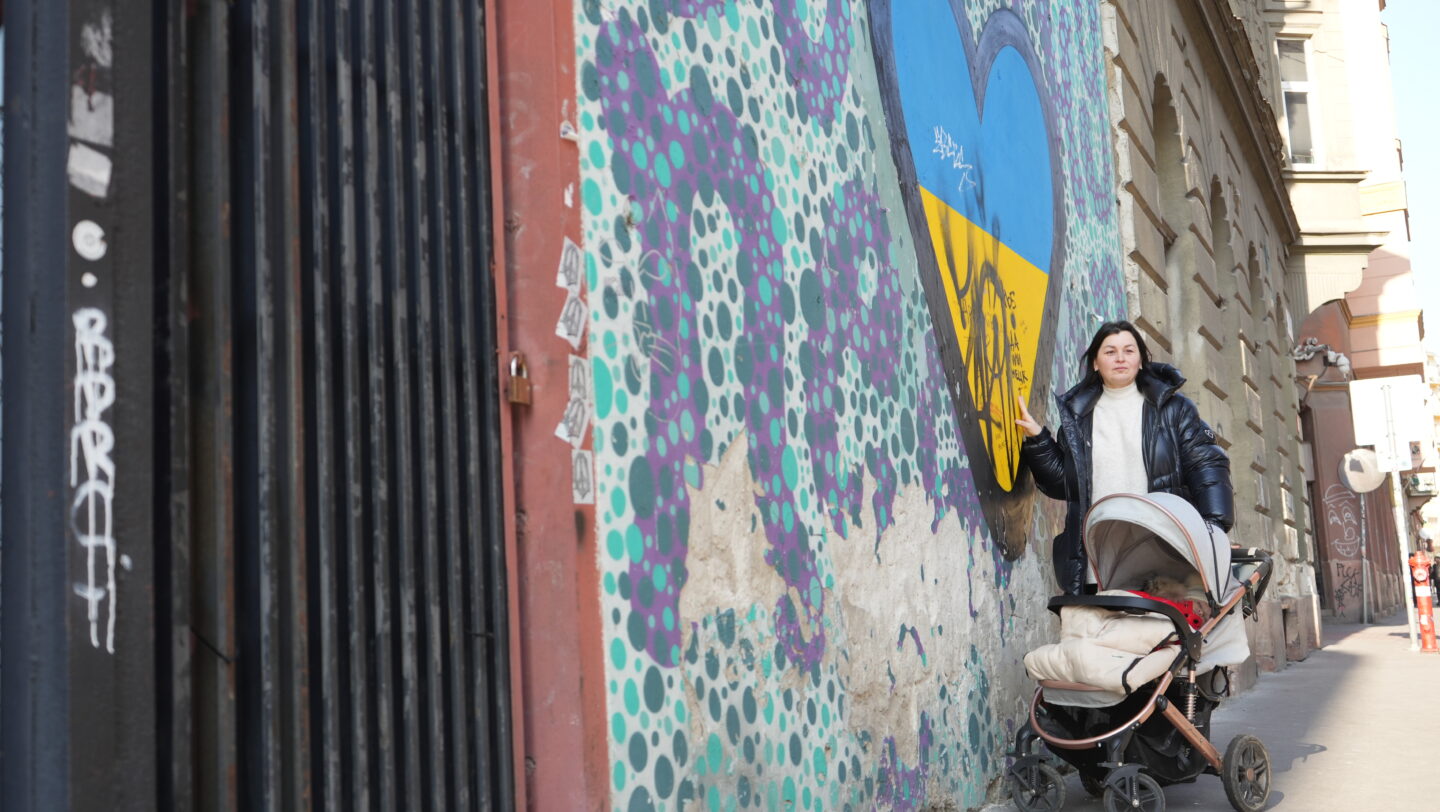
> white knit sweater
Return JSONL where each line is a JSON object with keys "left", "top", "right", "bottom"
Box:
{"left": 1090, "top": 381, "right": 1148, "bottom": 502}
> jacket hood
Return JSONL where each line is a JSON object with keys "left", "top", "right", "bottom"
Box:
{"left": 1056, "top": 362, "right": 1187, "bottom": 419}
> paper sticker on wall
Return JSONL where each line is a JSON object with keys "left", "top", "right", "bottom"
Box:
{"left": 555, "top": 291, "right": 587, "bottom": 349}
{"left": 566, "top": 353, "right": 591, "bottom": 401}
{"left": 572, "top": 449, "right": 595, "bottom": 504}
{"left": 555, "top": 353, "right": 593, "bottom": 447}
{"left": 68, "top": 143, "right": 113, "bottom": 199}
{"left": 556, "top": 237, "right": 583, "bottom": 292}
{"left": 555, "top": 397, "right": 592, "bottom": 448}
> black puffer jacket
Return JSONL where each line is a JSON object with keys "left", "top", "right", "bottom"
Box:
{"left": 1021, "top": 363, "right": 1233, "bottom": 595}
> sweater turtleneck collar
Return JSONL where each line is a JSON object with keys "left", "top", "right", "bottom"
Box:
{"left": 1101, "top": 380, "right": 1140, "bottom": 398}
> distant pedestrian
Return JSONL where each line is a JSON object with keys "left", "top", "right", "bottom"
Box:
{"left": 1426, "top": 540, "right": 1438, "bottom": 596}
{"left": 1014, "top": 320, "right": 1235, "bottom": 595}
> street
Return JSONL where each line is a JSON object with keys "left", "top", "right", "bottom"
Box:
{"left": 990, "top": 612, "right": 1440, "bottom": 811}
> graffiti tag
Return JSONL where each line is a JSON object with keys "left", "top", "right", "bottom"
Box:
{"left": 1332, "top": 561, "right": 1363, "bottom": 615}
{"left": 71, "top": 308, "right": 119, "bottom": 653}
{"left": 931, "top": 125, "right": 976, "bottom": 191}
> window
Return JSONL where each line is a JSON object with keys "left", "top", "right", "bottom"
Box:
{"left": 1278, "top": 39, "right": 1317, "bottom": 166}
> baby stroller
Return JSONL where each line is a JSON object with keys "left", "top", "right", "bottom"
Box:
{"left": 1006, "top": 492, "right": 1276, "bottom": 812}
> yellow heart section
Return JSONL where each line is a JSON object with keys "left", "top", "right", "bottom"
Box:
{"left": 920, "top": 186, "right": 1049, "bottom": 492}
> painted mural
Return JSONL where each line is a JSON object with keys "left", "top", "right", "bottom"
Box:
{"left": 576, "top": 0, "right": 1124, "bottom": 808}
{"left": 870, "top": 1, "right": 1065, "bottom": 557}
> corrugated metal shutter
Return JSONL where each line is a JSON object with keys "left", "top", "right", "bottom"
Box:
{"left": 171, "top": 1, "right": 514, "bottom": 808}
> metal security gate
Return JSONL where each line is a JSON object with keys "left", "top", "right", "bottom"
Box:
{"left": 2, "top": 0, "right": 513, "bottom": 809}
{"left": 170, "top": 1, "right": 515, "bottom": 809}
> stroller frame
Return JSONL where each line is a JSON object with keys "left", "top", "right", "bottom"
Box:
{"left": 1008, "top": 546, "right": 1275, "bottom": 812}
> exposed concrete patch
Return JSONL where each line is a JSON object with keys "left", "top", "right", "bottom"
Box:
{"left": 828, "top": 474, "right": 1058, "bottom": 769}
{"left": 670, "top": 430, "right": 1070, "bottom": 806}
{"left": 677, "top": 434, "right": 789, "bottom": 626}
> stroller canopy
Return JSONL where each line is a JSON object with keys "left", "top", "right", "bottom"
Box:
{"left": 1084, "top": 492, "right": 1238, "bottom": 602}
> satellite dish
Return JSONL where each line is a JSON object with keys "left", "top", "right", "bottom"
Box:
{"left": 1339, "top": 448, "right": 1385, "bottom": 493}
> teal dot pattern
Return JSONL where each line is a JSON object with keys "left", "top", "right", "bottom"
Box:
{"left": 577, "top": 1, "right": 1124, "bottom": 809}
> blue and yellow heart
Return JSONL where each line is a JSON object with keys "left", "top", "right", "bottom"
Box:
{"left": 871, "top": 0, "right": 1063, "bottom": 554}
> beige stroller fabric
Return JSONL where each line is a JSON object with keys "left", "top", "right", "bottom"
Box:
{"left": 1086, "top": 493, "right": 1252, "bottom": 674}
{"left": 1023, "top": 590, "right": 1178, "bottom": 707}
{"left": 1025, "top": 493, "right": 1254, "bottom": 708}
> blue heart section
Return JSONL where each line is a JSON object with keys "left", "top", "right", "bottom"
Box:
{"left": 891, "top": 0, "right": 1054, "bottom": 271}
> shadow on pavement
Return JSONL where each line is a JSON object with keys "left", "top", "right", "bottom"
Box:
{"left": 1316, "top": 608, "right": 1408, "bottom": 646}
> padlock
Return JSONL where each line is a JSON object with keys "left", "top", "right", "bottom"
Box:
{"left": 507, "top": 352, "right": 533, "bottom": 405}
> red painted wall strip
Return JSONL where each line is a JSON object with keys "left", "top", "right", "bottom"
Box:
{"left": 489, "top": 0, "right": 607, "bottom": 809}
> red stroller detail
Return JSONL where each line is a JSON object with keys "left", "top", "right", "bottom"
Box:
{"left": 1007, "top": 493, "right": 1276, "bottom": 812}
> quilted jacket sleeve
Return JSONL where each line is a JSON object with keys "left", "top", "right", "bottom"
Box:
{"left": 1174, "top": 396, "right": 1234, "bottom": 531}
{"left": 1022, "top": 426, "right": 1071, "bottom": 502}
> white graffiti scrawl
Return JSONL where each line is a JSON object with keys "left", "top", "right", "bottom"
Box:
{"left": 71, "top": 308, "right": 118, "bottom": 653}
{"left": 1323, "top": 483, "right": 1361, "bottom": 559}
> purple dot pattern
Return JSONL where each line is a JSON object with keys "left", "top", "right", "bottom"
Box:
{"left": 579, "top": 0, "right": 1125, "bottom": 809}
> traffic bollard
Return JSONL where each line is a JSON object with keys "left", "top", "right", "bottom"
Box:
{"left": 1410, "top": 549, "right": 1438, "bottom": 653}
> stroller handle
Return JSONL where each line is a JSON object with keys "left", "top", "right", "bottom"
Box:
{"left": 1047, "top": 594, "right": 1203, "bottom": 660}
{"left": 1226, "top": 547, "right": 1274, "bottom": 620}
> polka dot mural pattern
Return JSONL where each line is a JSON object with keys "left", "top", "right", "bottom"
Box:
{"left": 577, "top": 1, "right": 1124, "bottom": 809}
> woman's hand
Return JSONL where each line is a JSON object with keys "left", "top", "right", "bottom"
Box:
{"left": 1015, "top": 386, "right": 1042, "bottom": 438}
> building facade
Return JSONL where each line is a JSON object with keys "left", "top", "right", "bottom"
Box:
{"left": 1270, "top": 0, "right": 1429, "bottom": 622}
{"left": 1103, "top": 0, "right": 1320, "bottom": 680}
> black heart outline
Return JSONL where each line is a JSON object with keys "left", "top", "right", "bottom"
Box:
{"left": 868, "top": 2, "right": 1067, "bottom": 558}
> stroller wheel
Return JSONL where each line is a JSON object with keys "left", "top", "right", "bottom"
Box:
{"left": 1102, "top": 772, "right": 1164, "bottom": 812}
{"left": 1222, "top": 734, "right": 1272, "bottom": 812}
{"left": 1080, "top": 772, "right": 1106, "bottom": 798}
{"left": 1008, "top": 761, "right": 1066, "bottom": 812}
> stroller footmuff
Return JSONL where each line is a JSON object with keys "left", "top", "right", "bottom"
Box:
{"left": 1007, "top": 493, "right": 1276, "bottom": 812}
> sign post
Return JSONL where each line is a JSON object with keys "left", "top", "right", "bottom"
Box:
{"left": 1350, "top": 376, "right": 1428, "bottom": 650}
{"left": 1339, "top": 448, "right": 1385, "bottom": 623}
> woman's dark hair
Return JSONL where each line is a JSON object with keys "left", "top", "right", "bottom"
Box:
{"left": 1079, "top": 320, "right": 1151, "bottom": 387}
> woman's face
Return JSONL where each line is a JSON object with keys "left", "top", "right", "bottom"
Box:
{"left": 1094, "top": 331, "right": 1141, "bottom": 388}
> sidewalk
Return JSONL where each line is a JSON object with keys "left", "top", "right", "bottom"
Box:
{"left": 986, "top": 611, "right": 1440, "bottom": 811}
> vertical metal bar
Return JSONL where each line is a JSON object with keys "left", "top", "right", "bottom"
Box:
{"left": 398, "top": 0, "right": 435, "bottom": 798}
{"left": 329, "top": 0, "right": 375, "bottom": 808}
{"left": 270, "top": 1, "right": 314, "bottom": 806}
{"left": 452, "top": 3, "right": 495, "bottom": 804}
{"left": 159, "top": 0, "right": 196, "bottom": 808}
{"left": 1, "top": 1, "right": 75, "bottom": 807}
{"left": 351, "top": 0, "right": 395, "bottom": 808}
{"left": 414, "top": 0, "right": 452, "bottom": 806}
{"left": 436, "top": 0, "right": 474, "bottom": 805}
{"left": 232, "top": 0, "right": 284, "bottom": 805}
{"left": 298, "top": 0, "right": 343, "bottom": 806}
{"left": 189, "top": 1, "right": 239, "bottom": 808}
{"left": 378, "top": 0, "right": 422, "bottom": 805}
{"left": 463, "top": 0, "right": 517, "bottom": 805}
{"left": 3, "top": 0, "right": 159, "bottom": 808}
{"left": 102, "top": 1, "right": 163, "bottom": 801}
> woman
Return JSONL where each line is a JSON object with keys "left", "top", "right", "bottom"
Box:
{"left": 1015, "top": 320, "right": 1233, "bottom": 595}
